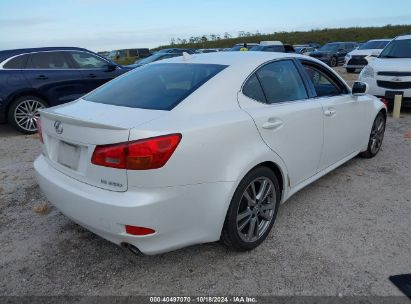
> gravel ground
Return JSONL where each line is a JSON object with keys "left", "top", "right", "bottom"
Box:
{"left": 0, "top": 68, "right": 410, "bottom": 297}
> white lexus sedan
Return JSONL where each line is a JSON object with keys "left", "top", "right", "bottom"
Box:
{"left": 34, "top": 52, "right": 386, "bottom": 255}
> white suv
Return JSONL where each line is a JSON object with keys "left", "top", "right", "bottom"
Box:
{"left": 359, "top": 34, "right": 411, "bottom": 107}
{"left": 344, "top": 39, "right": 391, "bottom": 73}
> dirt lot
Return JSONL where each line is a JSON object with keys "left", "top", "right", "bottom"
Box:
{"left": 0, "top": 68, "right": 410, "bottom": 297}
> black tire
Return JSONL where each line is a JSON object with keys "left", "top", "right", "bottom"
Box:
{"left": 7, "top": 96, "right": 47, "bottom": 134}
{"left": 359, "top": 112, "right": 386, "bottom": 158}
{"left": 346, "top": 68, "right": 356, "bottom": 73}
{"left": 329, "top": 56, "right": 338, "bottom": 67}
{"left": 221, "top": 166, "right": 281, "bottom": 251}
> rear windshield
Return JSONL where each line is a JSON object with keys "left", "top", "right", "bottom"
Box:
{"left": 84, "top": 63, "right": 227, "bottom": 110}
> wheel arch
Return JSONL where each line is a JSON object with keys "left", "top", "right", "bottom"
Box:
{"left": 5, "top": 90, "right": 49, "bottom": 120}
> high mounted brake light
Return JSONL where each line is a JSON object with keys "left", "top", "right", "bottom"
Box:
{"left": 91, "top": 134, "right": 182, "bottom": 170}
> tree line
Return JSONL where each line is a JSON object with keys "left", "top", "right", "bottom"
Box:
{"left": 156, "top": 24, "right": 411, "bottom": 50}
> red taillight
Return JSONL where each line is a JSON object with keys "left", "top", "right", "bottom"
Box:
{"left": 125, "top": 225, "right": 155, "bottom": 236}
{"left": 91, "top": 134, "right": 182, "bottom": 170}
{"left": 380, "top": 98, "right": 389, "bottom": 107}
{"left": 36, "top": 117, "right": 44, "bottom": 144}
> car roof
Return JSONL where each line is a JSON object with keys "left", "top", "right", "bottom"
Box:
{"left": 154, "top": 51, "right": 309, "bottom": 67}
{"left": 367, "top": 39, "right": 391, "bottom": 42}
{"left": 396, "top": 34, "right": 411, "bottom": 40}
{"left": 0, "top": 47, "right": 89, "bottom": 62}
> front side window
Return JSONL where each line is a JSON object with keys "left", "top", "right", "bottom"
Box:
{"left": 379, "top": 39, "right": 411, "bottom": 58}
{"left": 84, "top": 63, "right": 227, "bottom": 110}
{"left": 255, "top": 60, "right": 308, "bottom": 104}
{"left": 3, "top": 54, "right": 29, "bottom": 69}
{"left": 302, "top": 64, "right": 343, "bottom": 97}
{"left": 68, "top": 51, "right": 108, "bottom": 69}
{"left": 27, "top": 52, "right": 71, "bottom": 69}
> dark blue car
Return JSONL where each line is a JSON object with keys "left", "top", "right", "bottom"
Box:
{"left": 0, "top": 47, "right": 131, "bottom": 133}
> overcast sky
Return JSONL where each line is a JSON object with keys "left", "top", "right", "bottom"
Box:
{"left": 1, "top": 0, "right": 410, "bottom": 52}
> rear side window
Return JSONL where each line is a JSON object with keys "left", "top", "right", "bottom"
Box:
{"left": 255, "top": 60, "right": 308, "bottom": 104}
{"left": 3, "top": 54, "right": 29, "bottom": 69}
{"left": 27, "top": 52, "right": 71, "bottom": 69}
{"left": 84, "top": 63, "right": 227, "bottom": 110}
{"left": 243, "top": 74, "right": 266, "bottom": 102}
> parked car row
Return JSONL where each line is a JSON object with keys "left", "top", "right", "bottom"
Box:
{"left": 1, "top": 35, "right": 409, "bottom": 134}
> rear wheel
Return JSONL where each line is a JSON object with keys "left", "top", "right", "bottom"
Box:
{"left": 7, "top": 96, "right": 47, "bottom": 134}
{"left": 346, "top": 68, "right": 356, "bottom": 73}
{"left": 359, "top": 112, "right": 386, "bottom": 158}
{"left": 221, "top": 166, "right": 281, "bottom": 251}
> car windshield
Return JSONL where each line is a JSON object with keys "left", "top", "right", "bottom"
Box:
{"left": 359, "top": 40, "right": 390, "bottom": 50}
{"left": 84, "top": 63, "right": 227, "bottom": 110}
{"left": 319, "top": 43, "right": 340, "bottom": 52}
{"left": 249, "top": 45, "right": 284, "bottom": 52}
{"left": 379, "top": 39, "right": 411, "bottom": 58}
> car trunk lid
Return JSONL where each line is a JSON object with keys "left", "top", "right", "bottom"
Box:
{"left": 39, "top": 99, "right": 164, "bottom": 191}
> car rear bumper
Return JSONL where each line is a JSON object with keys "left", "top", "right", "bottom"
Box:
{"left": 34, "top": 155, "right": 234, "bottom": 255}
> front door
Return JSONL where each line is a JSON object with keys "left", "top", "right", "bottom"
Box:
{"left": 299, "top": 60, "right": 366, "bottom": 170}
{"left": 23, "top": 51, "right": 86, "bottom": 106}
{"left": 65, "top": 51, "right": 123, "bottom": 92}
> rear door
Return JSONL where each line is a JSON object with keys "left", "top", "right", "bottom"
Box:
{"left": 238, "top": 59, "right": 323, "bottom": 187}
{"left": 299, "top": 60, "right": 366, "bottom": 170}
{"left": 23, "top": 51, "right": 86, "bottom": 106}
{"left": 65, "top": 50, "right": 123, "bottom": 92}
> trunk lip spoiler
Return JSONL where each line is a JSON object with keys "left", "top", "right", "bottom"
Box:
{"left": 39, "top": 109, "right": 129, "bottom": 131}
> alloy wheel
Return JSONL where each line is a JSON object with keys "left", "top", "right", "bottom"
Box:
{"left": 14, "top": 99, "right": 45, "bottom": 132}
{"left": 369, "top": 114, "right": 385, "bottom": 154}
{"left": 236, "top": 177, "right": 275, "bottom": 243}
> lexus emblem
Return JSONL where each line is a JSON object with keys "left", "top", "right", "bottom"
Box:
{"left": 391, "top": 77, "right": 402, "bottom": 82}
{"left": 54, "top": 120, "right": 63, "bottom": 134}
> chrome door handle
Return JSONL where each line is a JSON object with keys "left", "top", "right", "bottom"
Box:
{"left": 324, "top": 108, "right": 336, "bottom": 117}
{"left": 262, "top": 120, "right": 283, "bottom": 130}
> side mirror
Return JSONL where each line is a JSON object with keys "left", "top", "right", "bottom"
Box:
{"left": 352, "top": 81, "right": 369, "bottom": 96}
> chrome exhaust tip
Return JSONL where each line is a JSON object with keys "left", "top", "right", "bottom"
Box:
{"left": 121, "top": 243, "right": 144, "bottom": 256}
